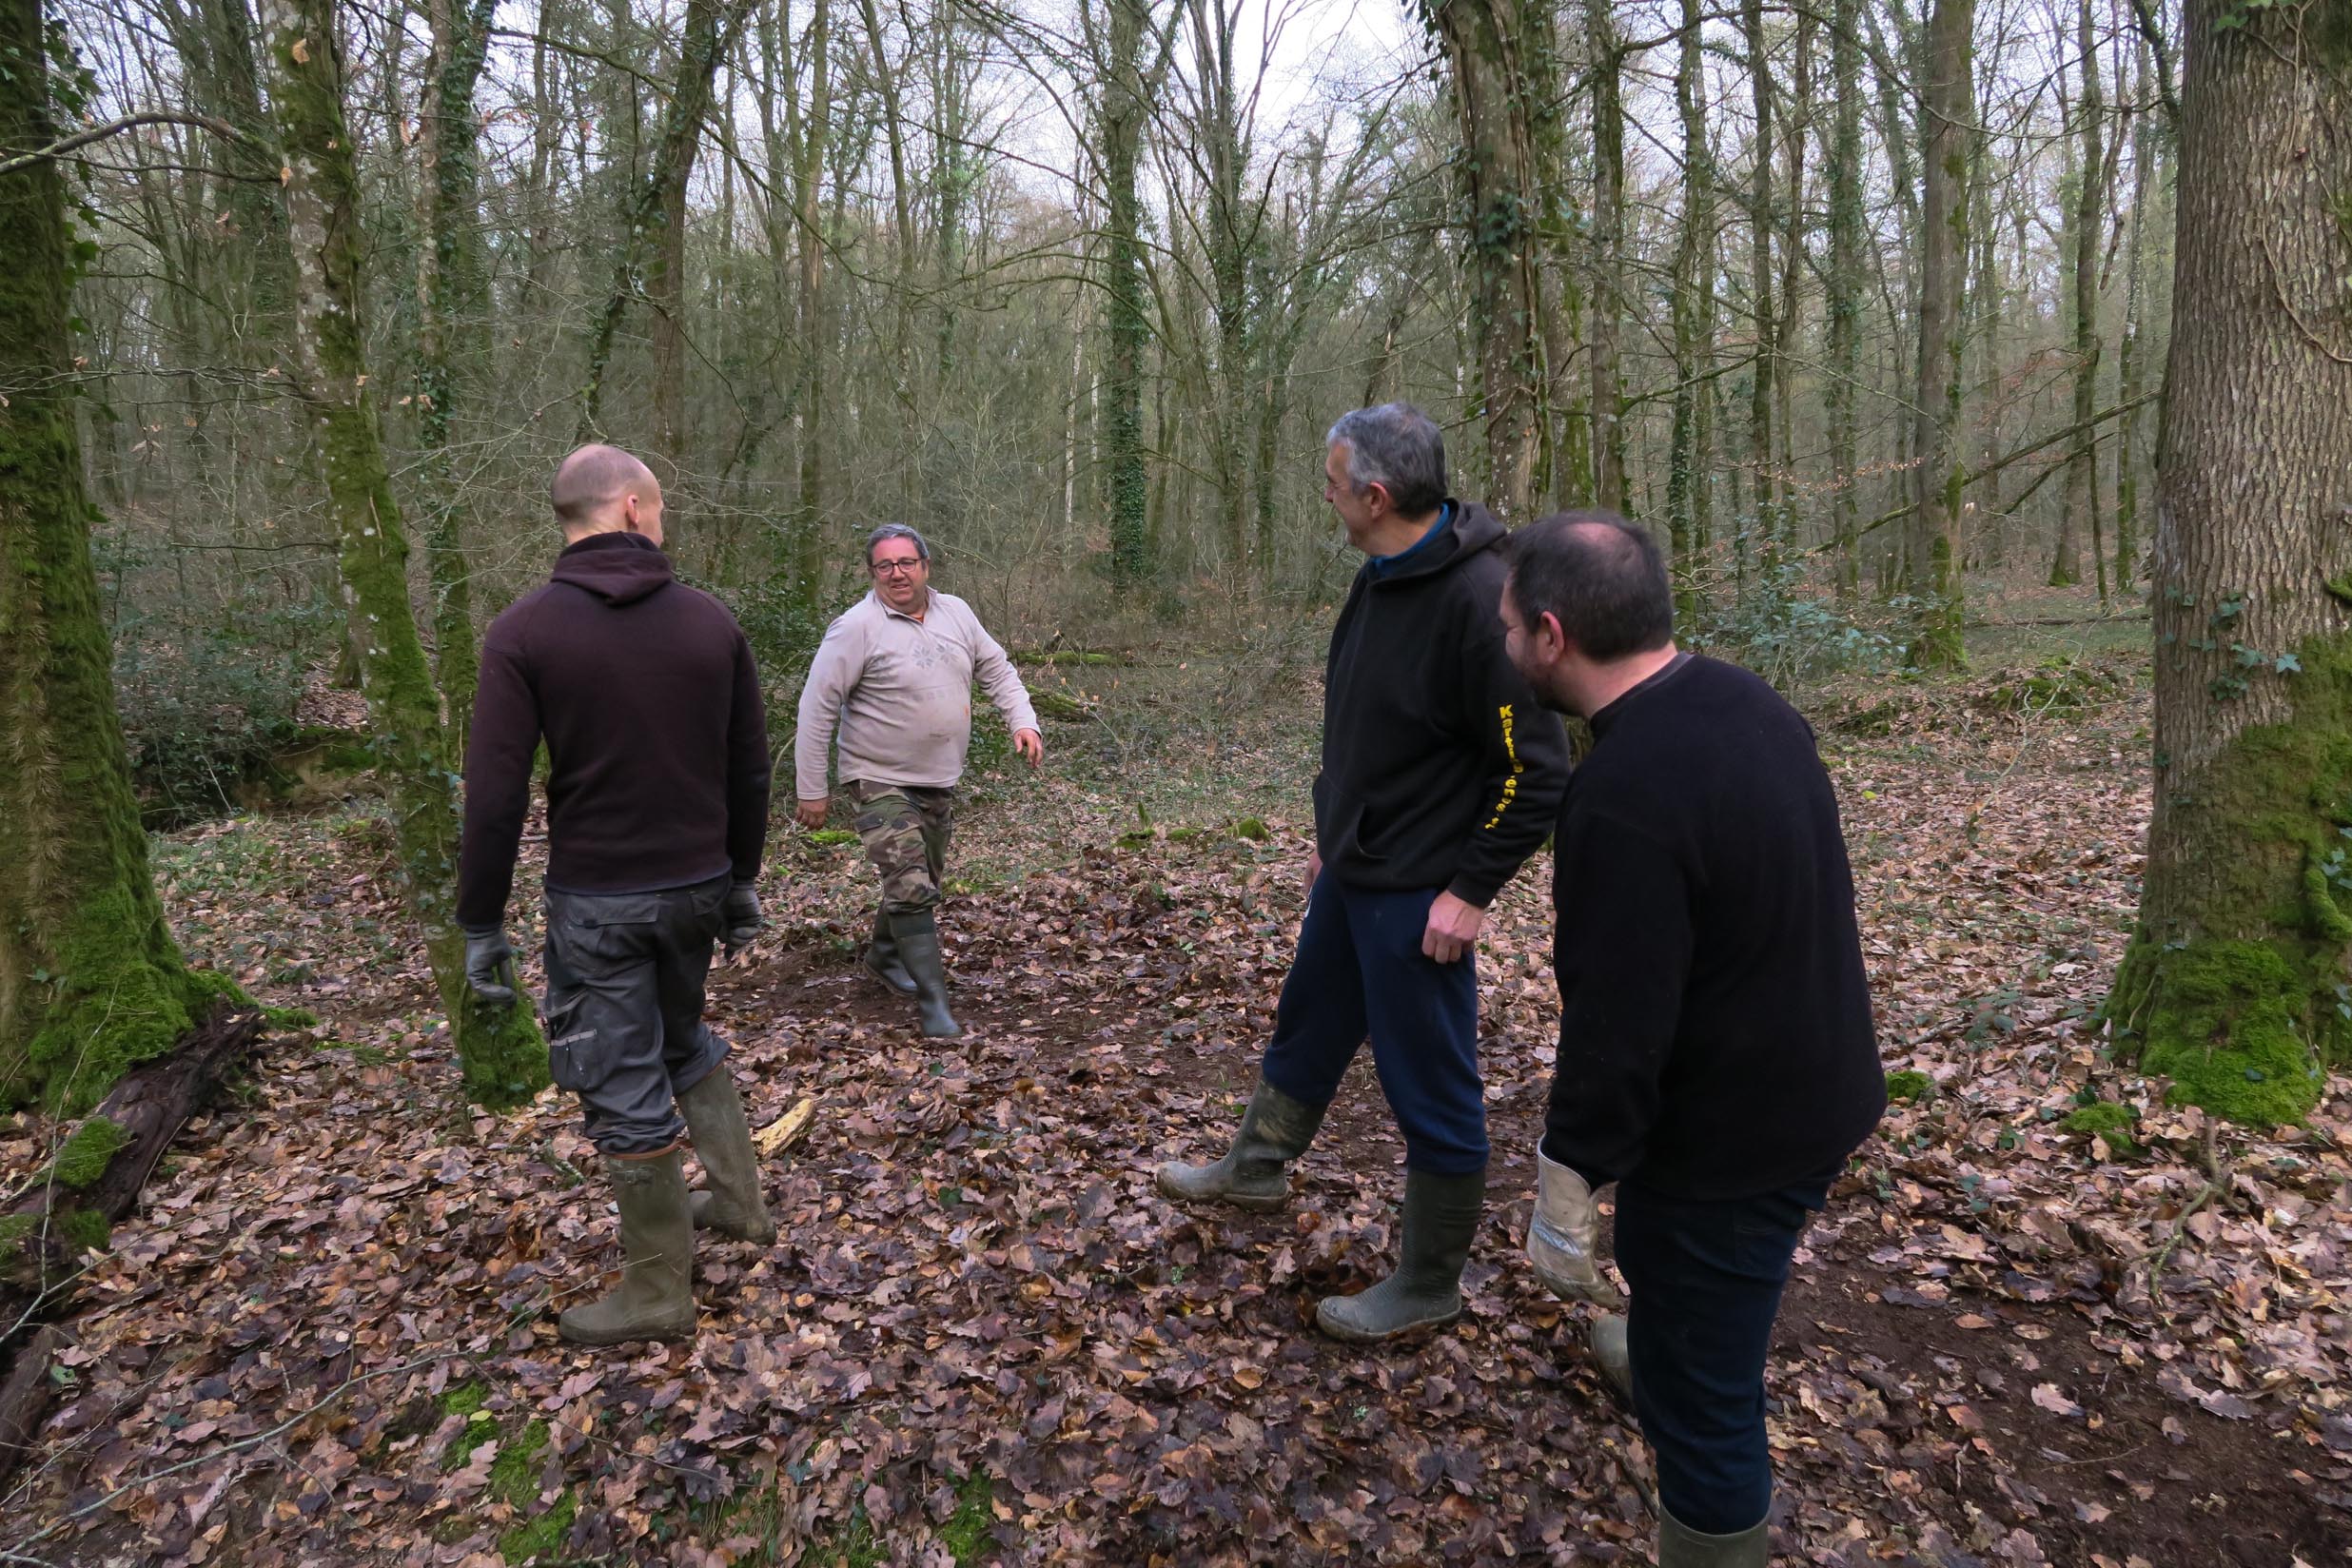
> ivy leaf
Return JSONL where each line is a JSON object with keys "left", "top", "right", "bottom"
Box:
{"left": 2275, "top": 652, "right": 2303, "bottom": 675}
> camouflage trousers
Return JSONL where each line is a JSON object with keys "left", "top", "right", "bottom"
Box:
{"left": 846, "top": 779, "right": 956, "bottom": 914}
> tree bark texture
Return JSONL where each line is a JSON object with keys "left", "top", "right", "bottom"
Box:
{"left": 260, "top": 0, "right": 547, "bottom": 1109}
{"left": 0, "top": 0, "right": 211, "bottom": 1114}
{"left": 2108, "top": 2, "right": 2352, "bottom": 1125}
{"left": 1437, "top": 0, "right": 1546, "bottom": 520}
{"left": 1907, "top": 0, "right": 1972, "bottom": 668}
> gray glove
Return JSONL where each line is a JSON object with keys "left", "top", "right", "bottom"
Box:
{"left": 1527, "top": 1147, "right": 1622, "bottom": 1306}
{"left": 461, "top": 927, "right": 518, "bottom": 1009}
{"left": 721, "top": 882, "right": 762, "bottom": 956}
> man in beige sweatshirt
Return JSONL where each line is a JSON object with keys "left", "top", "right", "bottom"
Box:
{"left": 794, "top": 525, "right": 1042, "bottom": 1036}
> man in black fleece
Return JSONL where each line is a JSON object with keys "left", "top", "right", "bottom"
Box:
{"left": 1158, "top": 403, "right": 1569, "bottom": 1342}
{"left": 458, "top": 444, "right": 774, "bottom": 1347}
{"left": 1500, "top": 511, "right": 1882, "bottom": 1568}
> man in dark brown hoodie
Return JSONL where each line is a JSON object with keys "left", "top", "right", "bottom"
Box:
{"left": 457, "top": 444, "right": 773, "bottom": 1346}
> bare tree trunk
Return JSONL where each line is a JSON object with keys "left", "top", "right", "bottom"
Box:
{"left": 2108, "top": 0, "right": 2352, "bottom": 1124}
{"left": 1906, "top": 0, "right": 1971, "bottom": 668}
{"left": 1742, "top": 0, "right": 1776, "bottom": 574}
{"left": 2113, "top": 25, "right": 2156, "bottom": 594}
{"left": 1826, "top": 0, "right": 1865, "bottom": 599}
{"left": 792, "top": 0, "right": 834, "bottom": 604}
{"left": 1667, "top": 0, "right": 1713, "bottom": 608}
{"left": 1437, "top": 0, "right": 1547, "bottom": 519}
{"left": 1585, "top": 0, "right": 1626, "bottom": 512}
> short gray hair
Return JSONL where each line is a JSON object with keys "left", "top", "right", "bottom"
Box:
{"left": 865, "top": 523, "right": 931, "bottom": 565}
{"left": 1326, "top": 403, "right": 1447, "bottom": 517}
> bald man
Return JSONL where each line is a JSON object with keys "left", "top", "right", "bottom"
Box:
{"left": 456, "top": 444, "right": 774, "bottom": 1347}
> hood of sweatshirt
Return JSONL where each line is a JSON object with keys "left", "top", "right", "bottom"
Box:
{"left": 551, "top": 531, "right": 676, "bottom": 605}
{"left": 1368, "top": 500, "right": 1506, "bottom": 586}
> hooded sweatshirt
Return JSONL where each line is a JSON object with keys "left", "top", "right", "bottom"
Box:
{"left": 457, "top": 532, "right": 771, "bottom": 931}
{"left": 1313, "top": 500, "right": 1570, "bottom": 907}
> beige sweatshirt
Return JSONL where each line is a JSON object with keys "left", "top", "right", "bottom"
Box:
{"left": 794, "top": 590, "right": 1040, "bottom": 800}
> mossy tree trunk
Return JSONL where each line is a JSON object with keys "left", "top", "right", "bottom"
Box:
{"left": 1584, "top": 0, "right": 1626, "bottom": 515}
{"left": 415, "top": 0, "right": 497, "bottom": 761}
{"left": 260, "top": 0, "right": 545, "bottom": 1109}
{"left": 1101, "top": 0, "right": 1154, "bottom": 596}
{"left": 1906, "top": 0, "right": 1971, "bottom": 670}
{"left": 1666, "top": 0, "right": 1712, "bottom": 612}
{"left": 2107, "top": 0, "right": 2352, "bottom": 1126}
{"left": 0, "top": 0, "right": 215, "bottom": 1113}
{"left": 1824, "top": 0, "right": 1864, "bottom": 602}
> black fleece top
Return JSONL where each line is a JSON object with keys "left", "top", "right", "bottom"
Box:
{"left": 1313, "top": 500, "right": 1570, "bottom": 907}
{"left": 1540, "top": 654, "right": 1883, "bottom": 1199}
{"left": 457, "top": 533, "right": 771, "bottom": 930}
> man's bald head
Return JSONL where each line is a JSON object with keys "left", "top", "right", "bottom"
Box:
{"left": 551, "top": 444, "right": 662, "bottom": 539}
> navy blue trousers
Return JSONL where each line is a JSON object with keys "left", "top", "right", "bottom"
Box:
{"left": 1616, "top": 1174, "right": 1831, "bottom": 1535}
{"left": 1259, "top": 872, "right": 1486, "bottom": 1175}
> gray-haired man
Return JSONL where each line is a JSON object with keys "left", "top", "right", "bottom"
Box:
{"left": 1158, "top": 404, "right": 1569, "bottom": 1342}
{"left": 794, "top": 525, "right": 1042, "bottom": 1036}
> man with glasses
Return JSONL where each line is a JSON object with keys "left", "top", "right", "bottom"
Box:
{"left": 794, "top": 525, "right": 1042, "bottom": 1037}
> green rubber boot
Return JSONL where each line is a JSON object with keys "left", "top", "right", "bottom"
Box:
{"left": 1315, "top": 1166, "right": 1485, "bottom": 1342}
{"left": 679, "top": 1068, "right": 777, "bottom": 1244}
{"left": 1589, "top": 1312, "right": 1634, "bottom": 1403}
{"left": 1658, "top": 1507, "right": 1770, "bottom": 1568}
{"left": 559, "top": 1151, "right": 696, "bottom": 1346}
{"left": 889, "top": 910, "right": 963, "bottom": 1037}
{"left": 863, "top": 907, "right": 915, "bottom": 994}
{"left": 1154, "top": 1080, "right": 1326, "bottom": 1210}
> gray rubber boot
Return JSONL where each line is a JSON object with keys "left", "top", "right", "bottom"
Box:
{"left": 1658, "top": 1507, "right": 1770, "bottom": 1568}
{"left": 863, "top": 907, "right": 915, "bottom": 994}
{"left": 889, "top": 910, "right": 963, "bottom": 1037}
{"left": 678, "top": 1069, "right": 777, "bottom": 1244}
{"left": 1316, "top": 1166, "right": 1485, "bottom": 1342}
{"left": 559, "top": 1151, "right": 696, "bottom": 1346}
{"left": 1155, "top": 1080, "right": 1326, "bottom": 1210}
{"left": 1589, "top": 1312, "right": 1634, "bottom": 1403}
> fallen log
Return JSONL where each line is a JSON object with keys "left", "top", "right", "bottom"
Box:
{"left": 0, "top": 1001, "right": 265, "bottom": 1487}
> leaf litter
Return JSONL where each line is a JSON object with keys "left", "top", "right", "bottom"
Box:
{"left": 5, "top": 651, "right": 2350, "bottom": 1564}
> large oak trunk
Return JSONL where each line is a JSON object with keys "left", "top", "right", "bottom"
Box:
{"left": 2107, "top": 3, "right": 2352, "bottom": 1124}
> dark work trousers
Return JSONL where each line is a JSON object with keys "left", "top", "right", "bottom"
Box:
{"left": 1259, "top": 872, "right": 1486, "bottom": 1175}
{"left": 1614, "top": 1172, "right": 1833, "bottom": 1535}
{"left": 541, "top": 872, "right": 733, "bottom": 1156}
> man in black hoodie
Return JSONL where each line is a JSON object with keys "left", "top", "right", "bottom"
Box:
{"left": 1501, "top": 512, "right": 1882, "bottom": 1568}
{"left": 458, "top": 444, "right": 774, "bottom": 1347}
{"left": 1158, "top": 403, "right": 1569, "bottom": 1342}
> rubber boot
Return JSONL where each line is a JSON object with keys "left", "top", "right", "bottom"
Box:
{"left": 678, "top": 1069, "right": 777, "bottom": 1244}
{"left": 889, "top": 910, "right": 963, "bottom": 1037}
{"left": 559, "top": 1150, "right": 696, "bottom": 1346}
{"left": 1154, "top": 1081, "right": 1326, "bottom": 1210}
{"left": 1316, "top": 1166, "right": 1485, "bottom": 1342}
{"left": 1657, "top": 1507, "right": 1770, "bottom": 1568}
{"left": 1589, "top": 1312, "right": 1634, "bottom": 1403}
{"left": 863, "top": 907, "right": 915, "bottom": 994}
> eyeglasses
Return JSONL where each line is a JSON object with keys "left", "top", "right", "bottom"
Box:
{"left": 871, "top": 558, "right": 925, "bottom": 576}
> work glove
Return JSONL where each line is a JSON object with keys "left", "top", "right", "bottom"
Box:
{"left": 721, "top": 882, "right": 763, "bottom": 957}
{"left": 1527, "top": 1147, "right": 1622, "bottom": 1306}
{"left": 462, "top": 927, "right": 518, "bottom": 1009}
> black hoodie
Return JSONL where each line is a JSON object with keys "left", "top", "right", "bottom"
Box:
{"left": 457, "top": 532, "right": 771, "bottom": 930}
{"left": 1313, "top": 501, "right": 1570, "bottom": 906}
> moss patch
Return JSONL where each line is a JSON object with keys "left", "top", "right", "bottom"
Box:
{"left": 2116, "top": 939, "right": 2323, "bottom": 1126}
{"left": 2107, "top": 628, "right": 2352, "bottom": 1124}
{"left": 804, "top": 1504, "right": 884, "bottom": 1568}
{"left": 54, "top": 1205, "right": 108, "bottom": 1252}
{"left": 51, "top": 1115, "right": 127, "bottom": 1187}
{"left": 939, "top": 1471, "right": 997, "bottom": 1564}
{"left": 498, "top": 1489, "right": 574, "bottom": 1564}
{"left": 808, "top": 829, "right": 858, "bottom": 848}
{"left": 2060, "top": 1100, "right": 2142, "bottom": 1158}
{"left": 1885, "top": 1069, "right": 1934, "bottom": 1105}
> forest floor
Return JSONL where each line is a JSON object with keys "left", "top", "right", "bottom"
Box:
{"left": 8, "top": 591, "right": 2352, "bottom": 1567}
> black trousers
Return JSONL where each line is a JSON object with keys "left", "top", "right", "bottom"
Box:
{"left": 1615, "top": 1172, "right": 1833, "bottom": 1535}
{"left": 540, "top": 872, "right": 732, "bottom": 1156}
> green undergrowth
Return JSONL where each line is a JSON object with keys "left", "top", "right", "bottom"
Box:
{"left": 2060, "top": 1100, "right": 2142, "bottom": 1159}
{"left": 431, "top": 1382, "right": 576, "bottom": 1564}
